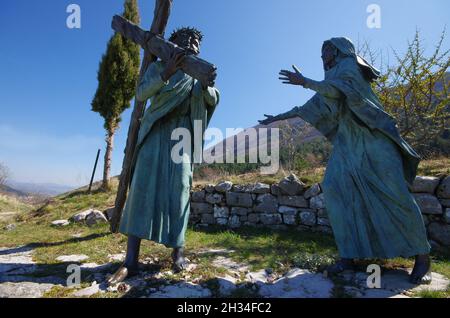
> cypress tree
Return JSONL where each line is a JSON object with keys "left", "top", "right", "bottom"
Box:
{"left": 92, "top": 0, "right": 140, "bottom": 189}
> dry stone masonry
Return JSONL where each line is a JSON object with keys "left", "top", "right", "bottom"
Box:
{"left": 189, "top": 174, "right": 450, "bottom": 247}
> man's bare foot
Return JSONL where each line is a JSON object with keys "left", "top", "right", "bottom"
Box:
{"left": 410, "top": 254, "right": 432, "bottom": 285}
{"left": 172, "top": 247, "right": 188, "bottom": 273}
{"left": 107, "top": 264, "right": 139, "bottom": 286}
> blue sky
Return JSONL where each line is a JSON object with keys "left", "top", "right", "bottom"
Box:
{"left": 0, "top": 0, "right": 449, "bottom": 187}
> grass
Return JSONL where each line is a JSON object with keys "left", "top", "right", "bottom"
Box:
{"left": 193, "top": 157, "right": 449, "bottom": 188}
{"left": 417, "top": 157, "right": 450, "bottom": 176}
{"left": 0, "top": 158, "right": 448, "bottom": 298}
{"left": 0, "top": 194, "right": 34, "bottom": 214}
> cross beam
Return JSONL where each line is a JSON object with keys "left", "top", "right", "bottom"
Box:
{"left": 109, "top": 0, "right": 174, "bottom": 232}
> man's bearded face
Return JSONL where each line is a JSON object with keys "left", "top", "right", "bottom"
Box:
{"left": 172, "top": 32, "right": 201, "bottom": 56}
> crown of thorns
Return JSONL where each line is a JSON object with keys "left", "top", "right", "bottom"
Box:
{"left": 169, "top": 27, "right": 203, "bottom": 42}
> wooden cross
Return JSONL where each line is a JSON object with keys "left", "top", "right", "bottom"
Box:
{"left": 109, "top": 0, "right": 217, "bottom": 232}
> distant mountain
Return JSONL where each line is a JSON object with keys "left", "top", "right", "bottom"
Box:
{"left": 5, "top": 181, "right": 75, "bottom": 197}
{"left": 0, "top": 183, "right": 29, "bottom": 197}
{"left": 204, "top": 117, "right": 323, "bottom": 163}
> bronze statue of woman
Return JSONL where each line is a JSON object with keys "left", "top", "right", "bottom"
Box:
{"left": 260, "top": 37, "right": 432, "bottom": 284}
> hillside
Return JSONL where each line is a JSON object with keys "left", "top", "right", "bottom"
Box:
{"left": 6, "top": 181, "right": 74, "bottom": 197}
{"left": 0, "top": 167, "right": 449, "bottom": 298}
{"left": 204, "top": 117, "right": 323, "bottom": 163}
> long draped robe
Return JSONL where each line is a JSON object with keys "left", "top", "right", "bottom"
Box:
{"left": 119, "top": 61, "right": 219, "bottom": 248}
{"left": 276, "top": 38, "right": 430, "bottom": 259}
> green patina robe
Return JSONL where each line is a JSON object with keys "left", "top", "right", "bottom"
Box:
{"left": 278, "top": 38, "right": 430, "bottom": 259}
{"left": 119, "top": 61, "right": 219, "bottom": 248}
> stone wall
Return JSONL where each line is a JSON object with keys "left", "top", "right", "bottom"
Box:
{"left": 189, "top": 174, "right": 450, "bottom": 247}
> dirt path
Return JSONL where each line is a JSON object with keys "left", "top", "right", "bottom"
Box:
{"left": 0, "top": 246, "right": 448, "bottom": 298}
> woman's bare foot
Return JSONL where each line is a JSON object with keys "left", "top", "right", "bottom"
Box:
{"left": 410, "top": 254, "right": 432, "bottom": 285}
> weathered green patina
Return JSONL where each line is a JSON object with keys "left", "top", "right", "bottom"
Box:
{"left": 119, "top": 61, "right": 219, "bottom": 248}
{"left": 276, "top": 37, "right": 431, "bottom": 259}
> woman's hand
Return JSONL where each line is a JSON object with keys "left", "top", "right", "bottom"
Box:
{"left": 161, "top": 50, "right": 186, "bottom": 82}
{"left": 258, "top": 114, "right": 277, "bottom": 125}
{"left": 279, "top": 65, "right": 306, "bottom": 86}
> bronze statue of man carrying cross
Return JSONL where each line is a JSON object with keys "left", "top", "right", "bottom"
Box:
{"left": 107, "top": 0, "right": 219, "bottom": 285}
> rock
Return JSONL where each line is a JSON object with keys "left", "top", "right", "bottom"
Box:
{"left": 191, "top": 202, "right": 213, "bottom": 215}
{"left": 440, "top": 199, "right": 450, "bottom": 208}
{"left": 361, "top": 289, "right": 399, "bottom": 298}
{"left": 344, "top": 286, "right": 364, "bottom": 298}
{"left": 437, "top": 176, "right": 450, "bottom": 199}
{"left": 310, "top": 193, "right": 325, "bottom": 209}
{"left": 379, "top": 270, "right": 449, "bottom": 294}
{"left": 201, "top": 214, "right": 215, "bottom": 225}
{"left": 278, "top": 206, "right": 297, "bottom": 215}
{"left": 254, "top": 194, "right": 278, "bottom": 213}
{"left": 233, "top": 183, "right": 270, "bottom": 194}
{"left": 108, "top": 254, "right": 125, "bottom": 262}
{"left": 278, "top": 174, "right": 305, "bottom": 196}
{"left": 205, "top": 193, "right": 223, "bottom": 204}
{"left": 0, "top": 246, "right": 36, "bottom": 276}
{"left": 212, "top": 256, "right": 249, "bottom": 273}
{"left": 191, "top": 190, "right": 206, "bottom": 202}
{"left": 246, "top": 269, "right": 270, "bottom": 284}
{"left": 51, "top": 220, "right": 70, "bottom": 227}
{"left": 249, "top": 183, "right": 271, "bottom": 194}
{"left": 278, "top": 196, "right": 308, "bottom": 208}
{"left": 304, "top": 183, "right": 321, "bottom": 199}
{"left": 317, "top": 217, "right": 330, "bottom": 226}
{"left": 79, "top": 263, "right": 113, "bottom": 272}
{"left": 216, "top": 218, "right": 228, "bottom": 226}
{"left": 231, "top": 207, "right": 250, "bottom": 216}
{"left": 217, "top": 275, "right": 238, "bottom": 296}
{"left": 428, "top": 222, "right": 450, "bottom": 246}
{"left": 214, "top": 206, "right": 229, "bottom": 218}
{"left": 71, "top": 209, "right": 94, "bottom": 223}
{"left": 445, "top": 209, "right": 450, "bottom": 224}
{"left": 299, "top": 210, "right": 316, "bottom": 226}
{"left": 247, "top": 213, "right": 260, "bottom": 223}
{"left": 349, "top": 269, "right": 450, "bottom": 298}
{"left": 104, "top": 207, "right": 115, "bottom": 221}
{"left": 414, "top": 194, "right": 443, "bottom": 215}
{"left": 282, "top": 214, "right": 297, "bottom": 225}
{"left": 270, "top": 184, "right": 283, "bottom": 196}
{"left": 0, "top": 282, "right": 56, "bottom": 298}
{"left": 4, "top": 224, "right": 16, "bottom": 231}
{"left": 412, "top": 176, "right": 440, "bottom": 194}
{"left": 72, "top": 282, "right": 101, "bottom": 297}
{"left": 215, "top": 181, "right": 233, "bottom": 193}
{"left": 229, "top": 215, "right": 241, "bottom": 228}
{"left": 260, "top": 213, "right": 282, "bottom": 225}
{"left": 56, "top": 254, "right": 89, "bottom": 263}
{"left": 86, "top": 210, "right": 108, "bottom": 226}
{"left": 205, "top": 184, "right": 215, "bottom": 193}
{"left": 226, "top": 192, "right": 253, "bottom": 208}
{"left": 317, "top": 209, "right": 328, "bottom": 218}
{"left": 258, "top": 268, "right": 334, "bottom": 298}
{"left": 149, "top": 282, "right": 212, "bottom": 298}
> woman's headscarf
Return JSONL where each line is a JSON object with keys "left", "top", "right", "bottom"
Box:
{"left": 324, "top": 37, "right": 381, "bottom": 82}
